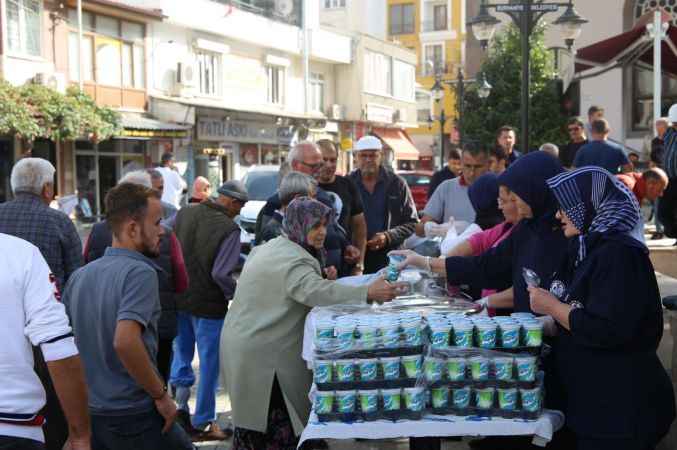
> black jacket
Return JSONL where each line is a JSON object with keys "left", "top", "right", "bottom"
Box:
{"left": 552, "top": 235, "right": 675, "bottom": 442}
{"left": 349, "top": 168, "right": 418, "bottom": 274}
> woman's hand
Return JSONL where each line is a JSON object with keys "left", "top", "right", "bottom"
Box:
{"left": 367, "top": 233, "right": 388, "bottom": 251}
{"left": 388, "top": 250, "right": 426, "bottom": 270}
{"left": 367, "top": 276, "right": 407, "bottom": 303}
{"left": 528, "top": 286, "right": 559, "bottom": 315}
{"left": 344, "top": 245, "right": 361, "bottom": 264}
{"left": 323, "top": 266, "right": 337, "bottom": 280}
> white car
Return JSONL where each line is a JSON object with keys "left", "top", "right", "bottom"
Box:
{"left": 238, "top": 165, "right": 280, "bottom": 251}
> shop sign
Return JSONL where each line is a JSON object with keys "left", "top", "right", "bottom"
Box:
{"left": 197, "top": 117, "right": 293, "bottom": 145}
{"left": 120, "top": 129, "right": 189, "bottom": 139}
{"left": 365, "top": 103, "right": 394, "bottom": 125}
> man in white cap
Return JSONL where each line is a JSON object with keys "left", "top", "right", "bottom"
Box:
{"left": 657, "top": 104, "right": 677, "bottom": 240}
{"left": 348, "top": 135, "right": 418, "bottom": 274}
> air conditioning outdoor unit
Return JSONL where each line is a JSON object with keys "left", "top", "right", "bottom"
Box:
{"left": 392, "top": 108, "right": 407, "bottom": 123}
{"left": 33, "top": 72, "right": 67, "bottom": 93}
{"left": 328, "top": 104, "right": 345, "bottom": 121}
{"left": 173, "top": 60, "right": 197, "bottom": 97}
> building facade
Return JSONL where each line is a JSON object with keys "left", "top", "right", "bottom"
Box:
{"left": 385, "top": 0, "right": 467, "bottom": 169}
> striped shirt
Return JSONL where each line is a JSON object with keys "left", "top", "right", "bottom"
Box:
{"left": 663, "top": 127, "right": 677, "bottom": 179}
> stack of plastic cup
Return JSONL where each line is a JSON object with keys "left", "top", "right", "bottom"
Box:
{"left": 495, "top": 317, "right": 521, "bottom": 348}
{"left": 427, "top": 314, "right": 451, "bottom": 349}
{"left": 400, "top": 313, "right": 423, "bottom": 347}
{"left": 510, "top": 313, "right": 543, "bottom": 347}
{"left": 335, "top": 316, "right": 356, "bottom": 351}
{"left": 451, "top": 319, "right": 474, "bottom": 348}
{"left": 356, "top": 316, "right": 379, "bottom": 350}
{"left": 377, "top": 315, "right": 401, "bottom": 349}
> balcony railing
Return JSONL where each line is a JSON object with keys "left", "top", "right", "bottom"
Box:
{"left": 421, "top": 20, "right": 449, "bottom": 33}
{"left": 417, "top": 61, "right": 455, "bottom": 77}
{"left": 213, "top": 0, "right": 302, "bottom": 27}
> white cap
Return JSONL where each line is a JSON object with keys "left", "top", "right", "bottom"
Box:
{"left": 669, "top": 104, "right": 677, "bottom": 123}
{"left": 353, "top": 135, "right": 383, "bottom": 152}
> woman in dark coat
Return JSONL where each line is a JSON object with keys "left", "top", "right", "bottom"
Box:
{"left": 393, "top": 151, "right": 569, "bottom": 314}
{"left": 529, "top": 167, "right": 676, "bottom": 450}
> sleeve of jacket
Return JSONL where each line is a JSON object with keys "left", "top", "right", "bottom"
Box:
{"left": 385, "top": 177, "right": 418, "bottom": 249}
{"left": 286, "top": 256, "right": 369, "bottom": 307}
{"left": 61, "top": 216, "right": 83, "bottom": 284}
{"left": 568, "top": 245, "right": 659, "bottom": 349}
{"left": 444, "top": 228, "right": 515, "bottom": 290}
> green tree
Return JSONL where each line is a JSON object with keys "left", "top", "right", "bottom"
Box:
{"left": 462, "top": 23, "right": 568, "bottom": 151}
{"left": 0, "top": 80, "right": 121, "bottom": 144}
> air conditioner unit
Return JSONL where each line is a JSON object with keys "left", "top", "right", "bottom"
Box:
{"left": 33, "top": 72, "right": 67, "bottom": 93}
{"left": 173, "top": 60, "right": 197, "bottom": 97}
{"left": 328, "top": 104, "right": 345, "bottom": 121}
{"left": 393, "top": 108, "right": 407, "bottom": 123}
{"left": 275, "top": 0, "right": 294, "bottom": 16}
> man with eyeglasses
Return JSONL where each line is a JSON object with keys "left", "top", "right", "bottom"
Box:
{"left": 348, "top": 136, "right": 418, "bottom": 274}
{"left": 415, "top": 142, "right": 490, "bottom": 238}
{"left": 559, "top": 117, "right": 588, "bottom": 168}
{"left": 255, "top": 141, "right": 352, "bottom": 276}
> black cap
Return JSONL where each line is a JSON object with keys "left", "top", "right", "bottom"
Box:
{"left": 217, "top": 180, "right": 248, "bottom": 202}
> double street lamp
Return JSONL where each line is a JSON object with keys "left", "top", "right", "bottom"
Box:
{"left": 428, "top": 67, "right": 492, "bottom": 166}
{"left": 468, "top": 0, "right": 587, "bottom": 153}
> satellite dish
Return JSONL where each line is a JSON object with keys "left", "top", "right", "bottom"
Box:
{"left": 276, "top": 0, "right": 293, "bottom": 16}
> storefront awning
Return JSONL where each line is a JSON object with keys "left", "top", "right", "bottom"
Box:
{"left": 575, "top": 10, "right": 677, "bottom": 78}
{"left": 118, "top": 113, "right": 192, "bottom": 139}
{"left": 372, "top": 128, "right": 420, "bottom": 160}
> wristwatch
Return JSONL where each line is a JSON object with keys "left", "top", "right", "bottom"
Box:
{"left": 355, "top": 263, "right": 364, "bottom": 270}
{"left": 152, "top": 385, "right": 168, "bottom": 400}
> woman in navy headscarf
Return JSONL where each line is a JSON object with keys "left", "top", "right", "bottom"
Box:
{"left": 393, "top": 151, "right": 569, "bottom": 314}
{"left": 529, "top": 167, "right": 675, "bottom": 450}
{"left": 467, "top": 172, "right": 504, "bottom": 231}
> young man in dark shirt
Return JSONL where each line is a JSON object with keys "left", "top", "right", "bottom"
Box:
{"left": 317, "top": 140, "right": 366, "bottom": 275}
{"left": 560, "top": 117, "right": 588, "bottom": 168}
{"left": 428, "top": 148, "right": 461, "bottom": 198}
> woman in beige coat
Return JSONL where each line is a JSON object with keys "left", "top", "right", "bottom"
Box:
{"left": 220, "top": 197, "right": 402, "bottom": 450}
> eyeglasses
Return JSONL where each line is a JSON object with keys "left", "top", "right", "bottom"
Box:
{"left": 299, "top": 160, "right": 324, "bottom": 170}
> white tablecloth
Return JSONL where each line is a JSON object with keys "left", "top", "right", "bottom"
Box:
{"left": 298, "top": 409, "right": 565, "bottom": 448}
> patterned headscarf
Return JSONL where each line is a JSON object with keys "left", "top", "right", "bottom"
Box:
{"left": 546, "top": 166, "right": 643, "bottom": 262}
{"left": 283, "top": 196, "right": 332, "bottom": 267}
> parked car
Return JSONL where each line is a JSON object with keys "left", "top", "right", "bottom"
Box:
{"left": 237, "top": 165, "right": 280, "bottom": 252}
{"left": 398, "top": 170, "right": 433, "bottom": 212}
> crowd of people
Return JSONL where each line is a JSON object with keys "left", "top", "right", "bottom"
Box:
{"left": 1, "top": 101, "right": 677, "bottom": 450}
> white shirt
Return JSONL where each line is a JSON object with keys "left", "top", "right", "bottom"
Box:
{"left": 0, "top": 234, "right": 78, "bottom": 442}
{"left": 156, "top": 166, "right": 187, "bottom": 209}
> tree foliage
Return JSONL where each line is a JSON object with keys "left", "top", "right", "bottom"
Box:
{"left": 0, "top": 81, "right": 122, "bottom": 142}
{"left": 462, "top": 22, "right": 568, "bottom": 150}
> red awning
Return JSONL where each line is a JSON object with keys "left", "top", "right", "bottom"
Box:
{"left": 372, "top": 128, "right": 420, "bottom": 160}
{"left": 575, "top": 9, "right": 677, "bottom": 77}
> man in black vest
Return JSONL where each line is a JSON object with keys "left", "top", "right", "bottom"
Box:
{"left": 170, "top": 180, "right": 247, "bottom": 442}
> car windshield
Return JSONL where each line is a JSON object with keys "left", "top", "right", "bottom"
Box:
{"left": 400, "top": 174, "right": 430, "bottom": 186}
{"left": 243, "top": 170, "right": 279, "bottom": 201}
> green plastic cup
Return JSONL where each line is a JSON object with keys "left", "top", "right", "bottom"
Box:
{"left": 402, "top": 355, "right": 423, "bottom": 378}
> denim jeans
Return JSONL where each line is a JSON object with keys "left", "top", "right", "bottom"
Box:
{"left": 91, "top": 409, "right": 194, "bottom": 450}
{"left": 169, "top": 312, "right": 225, "bottom": 427}
{"left": 0, "top": 435, "right": 45, "bottom": 450}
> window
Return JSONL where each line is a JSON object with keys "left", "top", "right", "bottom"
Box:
{"left": 389, "top": 4, "right": 414, "bottom": 35}
{"left": 6, "top": 0, "right": 41, "bottom": 56}
{"left": 266, "top": 65, "right": 285, "bottom": 105}
{"left": 67, "top": 10, "right": 145, "bottom": 89}
{"left": 393, "top": 60, "right": 415, "bottom": 102}
{"left": 68, "top": 33, "right": 94, "bottom": 82}
{"left": 433, "top": 4, "right": 447, "bottom": 31}
{"left": 365, "top": 51, "right": 392, "bottom": 96}
{"left": 632, "top": 66, "right": 677, "bottom": 131}
{"left": 424, "top": 44, "right": 444, "bottom": 76}
{"left": 323, "top": 0, "right": 345, "bottom": 8}
{"left": 196, "top": 51, "right": 219, "bottom": 96}
{"left": 416, "top": 90, "right": 432, "bottom": 123}
{"left": 310, "top": 73, "right": 325, "bottom": 112}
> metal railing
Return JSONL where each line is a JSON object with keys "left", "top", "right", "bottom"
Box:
{"left": 417, "top": 61, "right": 455, "bottom": 77}
{"left": 421, "top": 20, "right": 449, "bottom": 32}
{"left": 212, "top": 0, "right": 302, "bottom": 27}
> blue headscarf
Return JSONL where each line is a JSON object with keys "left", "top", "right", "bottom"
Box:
{"left": 546, "top": 166, "right": 645, "bottom": 263}
{"left": 498, "top": 152, "right": 564, "bottom": 223}
{"left": 283, "top": 196, "right": 332, "bottom": 269}
{"left": 468, "top": 173, "right": 502, "bottom": 230}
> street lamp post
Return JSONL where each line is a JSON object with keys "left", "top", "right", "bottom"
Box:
{"left": 429, "top": 68, "right": 492, "bottom": 168}
{"left": 468, "top": 0, "right": 587, "bottom": 153}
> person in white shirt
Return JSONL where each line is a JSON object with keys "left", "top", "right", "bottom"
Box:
{"left": 0, "top": 233, "right": 90, "bottom": 450}
{"left": 156, "top": 153, "right": 187, "bottom": 209}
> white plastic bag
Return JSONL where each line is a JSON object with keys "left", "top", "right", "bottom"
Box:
{"left": 440, "top": 223, "right": 483, "bottom": 256}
